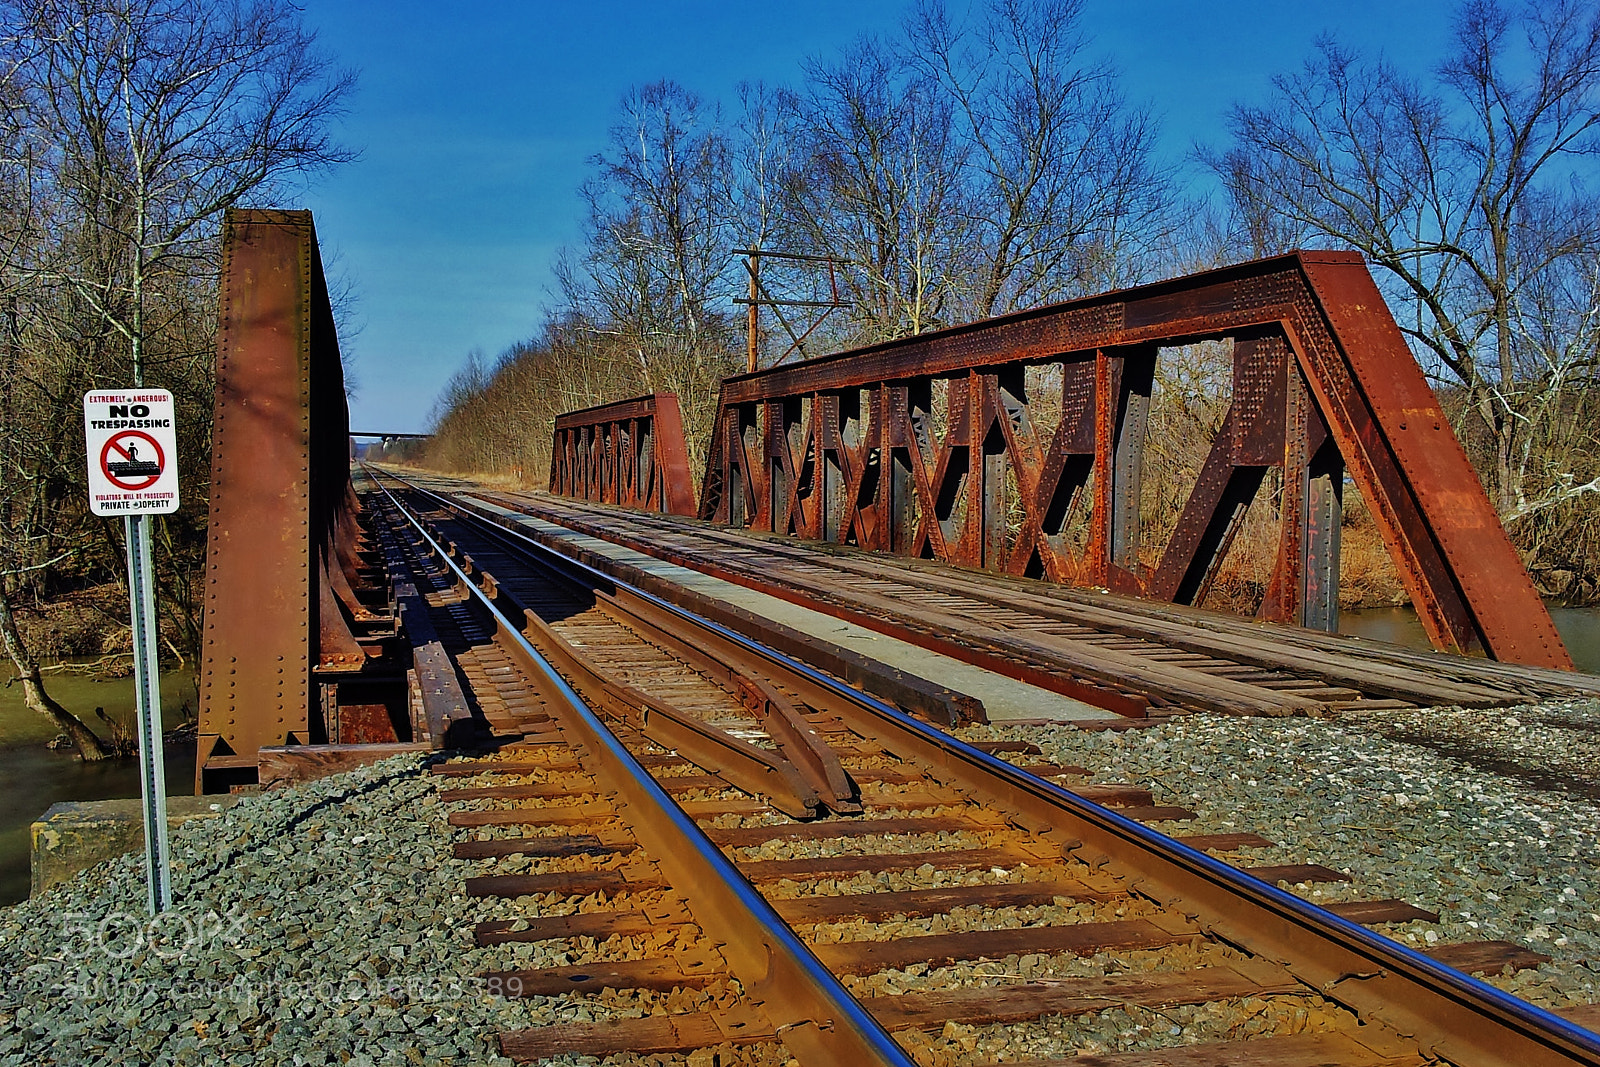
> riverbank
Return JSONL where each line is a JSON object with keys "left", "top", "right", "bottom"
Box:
{"left": 8, "top": 584, "right": 167, "bottom": 662}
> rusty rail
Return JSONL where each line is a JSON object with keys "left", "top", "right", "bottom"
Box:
{"left": 695, "top": 251, "right": 1570, "bottom": 669}
{"left": 377, "top": 467, "right": 1600, "bottom": 1066}
{"left": 550, "top": 393, "right": 697, "bottom": 516}
{"left": 373, "top": 476, "right": 914, "bottom": 1066}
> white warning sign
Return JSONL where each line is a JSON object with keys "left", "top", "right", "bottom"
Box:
{"left": 83, "top": 389, "right": 180, "bottom": 516}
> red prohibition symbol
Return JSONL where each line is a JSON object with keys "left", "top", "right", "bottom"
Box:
{"left": 100, "top": 430, "right": 166, "bottom": 491}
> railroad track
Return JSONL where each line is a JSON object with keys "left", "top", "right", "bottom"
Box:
{"left": 441, "top": 484, "right": 1600, "bottom": 720}
{"left": 361, "top": 468, "right": 1599, "bottom": 1066}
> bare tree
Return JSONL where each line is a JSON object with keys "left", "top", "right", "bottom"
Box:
{"left": 0, "top": 0, "right": 353, "bottom": 759}
{"left": 731, "top": 81, "right": 798, "bottom": 264}
{"left": 423, "top": 319, "right": 654, "bottom": 485}
{"left": 1210, "top": 0, "right": 1600, "bottom": 523}
{"left": 782, "top": 36, "right": 970, "bottom": 340}
{"left": 425, "top": 4, "right": 1184, "bottom": 493}
{"left": 8, "top": 0, "right": 354, "bottom": 385}
{"left": 769, "top": 2, "right": 1174, "bottom": 342}
{"left": 568, "top": 80, "right": 739, "bottom": 469}
{"left": 907, "top": 0, "right": 1174, "bottom": 317}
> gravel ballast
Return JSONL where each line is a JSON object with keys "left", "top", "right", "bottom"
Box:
{"left": 964, "top": 698, "right": 1600, "bottom": 1016}
{"left": 0, "top": 754, "right": 527, "bottom": 1067}
{"left": 2, "top": 697, "right": 1597, "bottom": 1066}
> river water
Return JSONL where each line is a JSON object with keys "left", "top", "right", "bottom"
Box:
{"left": 0, "top": 668, "right": 197, "bottom": 905}
{"left": 1340, "top": 605, "right": 1600, "bottom": 674}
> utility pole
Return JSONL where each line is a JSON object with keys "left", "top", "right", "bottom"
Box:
{"left": 746, "top": 252, "right": 761, "bottom": 373}
{"left": 734, "top": 248, "right": 852, "bottom": 371}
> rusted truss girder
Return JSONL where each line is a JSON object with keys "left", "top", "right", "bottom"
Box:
{"left": 196, "top": 210, "right": 400, "bottom": 792}
{"left": 696, "top": 251, "right": 1571, "bottom": 670}
{"left": 550, "top": 393, "right": 696, "bottom": 516}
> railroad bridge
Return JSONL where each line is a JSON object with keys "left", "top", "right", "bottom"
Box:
{"left": 189, "top": 210, "right": 1600, "bottom": 1065}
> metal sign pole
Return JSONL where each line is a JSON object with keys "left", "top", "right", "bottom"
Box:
{"left": 84, "top": 387, "right": 179, "bottom": 913}
{"left": 124, "top": 512, "right": 172, "bottom": 913}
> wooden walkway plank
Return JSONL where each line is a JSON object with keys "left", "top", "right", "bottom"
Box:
{"left": 451, "top": 835, "right": 634, "bottom": 860}
{"left": 1323, "top": 899, "right": 1439, "bottom": 925}
{"left": 1174, "top": 832, "right": 1274, "bottom": 851}
{"left": 735, "top": 846, "right": 1034, "bottom": 883}
{"left": 465, "top": 869, "right": 665, "bottom": 897}
{"left": 1245, "top": 864, "right": 1351, "bottom": 885}
{"left": 475, "top": 911, "right": 666, "bottom": 945}
{"left": 499, "top": 1012, "right": 766, "bottom": 1062}
{"left": 481, "top": 957, "right": 723, "bottom": 996}
{"left": 863, "top": 960, "right": 1300, "bottom": 1031}
{"left": 1425, "top": 940, "right": 1551, "bottom": 975}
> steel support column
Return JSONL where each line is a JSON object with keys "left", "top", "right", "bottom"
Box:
{"left": 196, "top": 209, "right": 396, "bottom": 792}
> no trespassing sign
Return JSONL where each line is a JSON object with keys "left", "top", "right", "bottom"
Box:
{"left": 83, "top": 389, "right": 180, "bottom": 516}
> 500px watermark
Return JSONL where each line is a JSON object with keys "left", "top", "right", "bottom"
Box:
{"left": 56, "top": 971, "right": 479, "bottom": 1009}
{"left": 57, "top": 906, "right": 249, "bottom": 960}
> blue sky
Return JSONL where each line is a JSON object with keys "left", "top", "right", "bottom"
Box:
{"left": 295, "top": 1, "right": 1457, "bottom": 433}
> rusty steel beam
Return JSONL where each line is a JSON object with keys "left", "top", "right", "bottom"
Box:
{"left": 695, "top": 251, "right": 1570, "bottom": 669}
{"left": 196, "top": 210, "right": 400, "bottom": 793}
{"left": 549, "top": 393, "right": 696, "bottom": 516}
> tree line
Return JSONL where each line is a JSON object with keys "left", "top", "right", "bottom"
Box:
{"left": 1, "top": 0, "right": 352, "bottom": 758}
{"left": 421, "top": 0, "right": 1600, "bottom": 606}
{"left": 426, "top": 0, "right": 1181, "bottom": 481}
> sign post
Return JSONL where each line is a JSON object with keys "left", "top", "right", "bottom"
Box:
{"left": 83, "top": 389, "right": 180, "bottom": 914}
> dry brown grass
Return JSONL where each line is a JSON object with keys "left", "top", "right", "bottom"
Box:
{"left": 1133, "top": 476, "right": 1405, "bottom": 617}
{"left": 1335, "top": 494, "right": 1407, "bottom": 608}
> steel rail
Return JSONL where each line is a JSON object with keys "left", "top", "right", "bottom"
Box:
{"left": 429, "top": 535, "right": 830, "bottom": 817}
{"left": 382, "top": 468, "right": 1600, "bottom": 1067}
{"left": 368, "top": 475, "right": 915, "bottom": 1067}
{"left": 412, "top": 499, "right": 860, "bottom": 813}
{"left": 418, "top": 528, "right": 843, "bottom": 818}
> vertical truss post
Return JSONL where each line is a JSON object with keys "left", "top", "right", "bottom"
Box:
{"left": 1111, "top": 347, "right": 1155, "bottom": 585}
{"left": 886, "top": 385, "right": 915, "bottom": 553}
{"left": 741, "top": 403, "right": 764, "bottom": 532}
{"left": 980, "top": 372, "right": 1008, "bottom": 569}
{"left": 1304, "top": 431, "right": 1345, "bottom": 632}
{"left": 764, "top": 399, "right": 785, "bottom": 533}
{"left": 726, "top": 407, "right": 746, "bottom": 528}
